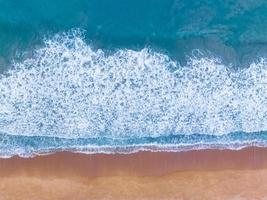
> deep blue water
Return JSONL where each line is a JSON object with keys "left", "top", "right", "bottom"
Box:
{"left": 0, "top": 0, "right": 266, "bottom": 157}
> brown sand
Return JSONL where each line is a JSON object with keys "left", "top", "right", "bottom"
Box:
{"left": 1, "top": 147, "right": 267, "bottom": 200}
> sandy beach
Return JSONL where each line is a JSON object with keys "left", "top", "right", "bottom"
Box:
{"left": 0, "top": 147, "right": 267, "bottom": 200}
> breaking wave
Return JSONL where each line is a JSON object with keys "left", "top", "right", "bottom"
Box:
{"left": 0, "top": 31, "right": 266, "bottom": 157}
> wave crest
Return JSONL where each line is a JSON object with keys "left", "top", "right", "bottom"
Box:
{"left": 0, "top": 31, "right": 266, "bottom": 138}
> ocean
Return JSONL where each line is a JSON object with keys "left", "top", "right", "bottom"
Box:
{"left": 0, "top": 0, "right": 266, "bottom": 157}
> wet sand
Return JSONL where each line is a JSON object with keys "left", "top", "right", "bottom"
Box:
{"left": 1, "top": 147, "right": 267, "bottom": 200}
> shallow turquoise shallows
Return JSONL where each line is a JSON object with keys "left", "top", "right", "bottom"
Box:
{"left": 0, "top": 0, "right": 266, "bottom": 157}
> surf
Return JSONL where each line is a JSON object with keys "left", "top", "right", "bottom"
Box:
{"left": 0, "top": 30, "right": 266, "bottom": 157}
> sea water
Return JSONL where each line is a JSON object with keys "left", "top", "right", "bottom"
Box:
{"left": 0, "top": 0, "right": 266, "bottom": 157}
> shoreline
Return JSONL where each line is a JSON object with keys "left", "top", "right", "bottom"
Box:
{"left": 1, "top": 147, "right": 267, "bottom": 177}
{"left": 1, "top": 147, "right": 267, "bottom": 199}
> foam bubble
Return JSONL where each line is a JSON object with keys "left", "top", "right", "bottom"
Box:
{"left": 0, "top": 31, "right": 266, "bottom": 138}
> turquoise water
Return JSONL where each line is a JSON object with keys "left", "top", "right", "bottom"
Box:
{"left": 0, "top": 0, "right": 266, "bottom": 157}
{"left": 1, "top": 0, "right": 267, "bottom": 65}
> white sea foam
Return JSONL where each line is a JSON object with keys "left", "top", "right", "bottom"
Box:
{"left": 0, "top": 31, "right": 266, "bottom": 138}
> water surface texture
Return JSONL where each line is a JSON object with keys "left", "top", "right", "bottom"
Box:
{"left": 0, "top": 0, "right": 266, "bottom": 157}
